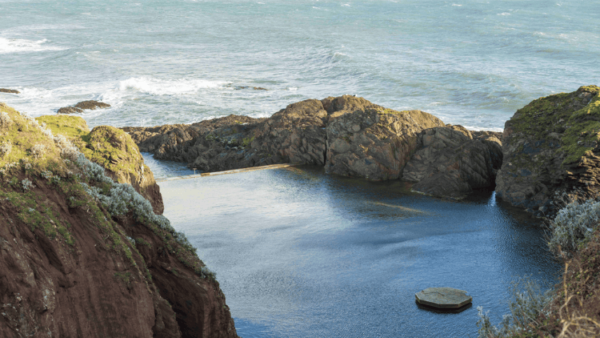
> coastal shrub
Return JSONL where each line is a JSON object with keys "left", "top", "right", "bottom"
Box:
{"left": 0, "top": 111, "right": 12, "bottom": 128}
{"left": 22, "top": 179, "right": 34, "bottom": 191}
{"left": 41, "top": 170, "right": 53, "bottom": 180}
{"left": 53, "top": 135, "right": 80, "bottom": 161}
{"left": 548, "top": 200, "right": 600, "bottom": 255}
{"left": 200, "top": 266, "right": 216, "bottom": 280}
{"left": 477, "top": 278, "right": 553, "bottom": 337}
{"left": 0, "top": 141, "right": 11, "bottom": 158}
{"left": 30, "top": 144, "right": 46, "bottom": 159}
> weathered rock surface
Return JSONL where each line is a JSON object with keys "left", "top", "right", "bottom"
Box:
{"left": 415, "top": 287, "right": 472, "bottom": 309}
{"left": 123, "top": 95, "right": 502, "bottom": 198}
{"left": 57, "top": 100, "right": 110, "bottom": 114}
{"left": 37, "top": 116, "right": 164, "bottom": 215}
{"left": 124, "top": 95, "right": 444, "bottom": 181}
{"left": 403, "top": 125, "right": 503, "bottom": 199}
{"left": 325, "top": 107, "right": 445, "bottom": 180}
{"left": 57, "top": 106, "right": 84, "bottom": 114}
{"left": 74, "top": 100, "right": 111, "bottom": 110}
{"left": 496, "top": 85, "right": 600, "bottom": 215}
{"left": 0, "top": 104, "right": 238, "bottom": 338}
{"left": 124, "top": 97, "right": 333, "bottom": 172}
{"left": 0, "top": 88, "right": 19, "bottom": 94}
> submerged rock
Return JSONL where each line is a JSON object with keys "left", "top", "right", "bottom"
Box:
{"left": 0, "top": 88, "right": 19, "bottom": 94}
{"left": 57, "top": 100, "right": 110, "bottom": 114}
{"left": 415, "top": 287, "right": 472, "bottom": 309}
{"left": 495, "top": 85, "right": 600, "bottom": 215}
{"left": 57, "top": 106, "right": 84, "bottom": 114}
{"left": 403, "top": 125, "right": 503, "bottom": 199}
{"left": 74, "top": 100, "right": 111, "bottom": 110}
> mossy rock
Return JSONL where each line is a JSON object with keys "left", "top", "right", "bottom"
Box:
{"left": 34, "top": 115, "right": 164, "bottom": 214}
{"left": 496, "top": 85, "right": 600, "bottom": 215}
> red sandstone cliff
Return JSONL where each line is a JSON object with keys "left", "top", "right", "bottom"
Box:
{"left": 0, "top": 103, "right": 238, "bottom": 337}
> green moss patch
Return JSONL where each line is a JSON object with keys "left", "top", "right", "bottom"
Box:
{"left": 36, "top": 115, "right": 90, "bottom": 139}
{"left": 507, "top": 85, "right": 600, "bottom": 166}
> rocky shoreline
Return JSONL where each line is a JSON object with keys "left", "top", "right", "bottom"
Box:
{"left": 123, "top": 85, "right": 600, "bottom": 212}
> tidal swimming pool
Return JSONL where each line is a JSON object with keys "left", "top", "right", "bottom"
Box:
{"left": 157, "top": 165, "right": 559, "bottom": 338}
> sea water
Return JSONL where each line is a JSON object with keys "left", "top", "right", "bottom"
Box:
{"left": 158, "top": 165, "right": 559, "bottom": 338}
{"left": 1, "top": 0, "right": 599, "bottom": 130}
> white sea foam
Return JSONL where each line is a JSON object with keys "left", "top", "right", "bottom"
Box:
{"left": 452, "top": 4, "right": 462, "bottom": 7}
{"left": 119, "top": 77, "right": 228, "bottom": 96}
{"left": 463, "top": 126, "right": 504, "bottom": 132}
{"left": 498, "top": 12, "right": 511, "bottom": 16}
{"left": 0, "top": 37, "right": 65, "bottom": 54}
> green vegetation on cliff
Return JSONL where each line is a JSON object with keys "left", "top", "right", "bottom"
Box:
{"left": 508, "top": 85, "right": 600, "bottom": 166}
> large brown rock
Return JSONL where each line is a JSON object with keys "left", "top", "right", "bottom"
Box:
{"left": 124, "top": 98, "right": 332, "bottom": 172}
{"left": 0, "top": 88, "right": 19, "bottom": 94}
{"left": 403, "top": 125, "right": 503, "bottom": 199}
{"left": 495, "top": 85, "right": 600, "bottom": 215}
{"left": 325, "top": 107, "right": 445, "bottom": 180}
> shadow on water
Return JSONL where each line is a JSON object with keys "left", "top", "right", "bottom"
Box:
{"left": 155, "top": 163, "right": 561, "bottom": 338}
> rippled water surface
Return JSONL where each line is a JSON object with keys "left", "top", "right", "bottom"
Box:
{"left": 1, "top": 0, "right": 599, "bottom": 130}
{"left": 157, "top": 165, "right": 560, "bottom": 338}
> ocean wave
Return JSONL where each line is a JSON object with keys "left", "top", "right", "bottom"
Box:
{"left": 0, "top": 37, "right": 65, "bottom": 54}
{"left": 463, "top": 126, "right": 504, "bottom": 132}
{"left": 119, "top": 77, "right": 228, "bottom": 96}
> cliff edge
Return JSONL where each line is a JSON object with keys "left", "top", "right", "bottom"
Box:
{"left": 0, "top": 103, "right": 238, "bottom": 338}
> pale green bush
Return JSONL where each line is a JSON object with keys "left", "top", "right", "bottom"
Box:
{"left": 477, "top": 278, "right": 553, "bottom": 338}
{"left": 548, "top": 200, "right": 600, "bottom": 255}
{"left": 0, "top": 111, "right": 12, "bottom": 128}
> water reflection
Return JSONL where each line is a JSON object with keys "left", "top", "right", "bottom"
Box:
{"left": 158, "top": 165, "right": 560, "bottom": 338}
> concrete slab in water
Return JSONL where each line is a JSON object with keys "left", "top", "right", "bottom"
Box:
{"left": 415, "top": 287, "right": 472, "bottom": 309}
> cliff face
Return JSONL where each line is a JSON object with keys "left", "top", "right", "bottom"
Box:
{"left": 0, "top": 103, "right": 238, "bottom": 338}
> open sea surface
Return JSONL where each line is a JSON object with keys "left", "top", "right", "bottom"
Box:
{"left": 1, "top": 0, "right": 599, "bottom": 130}
{"left": 1, "top": 0, "right": 593, "bottom": 336}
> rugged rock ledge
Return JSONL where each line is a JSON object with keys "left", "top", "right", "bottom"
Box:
{"left": 0, "top": 103, "right": 238, "bottom": 338}
{"left": 496, "top": 85, "right": 600, "bottom": 215}
{"left": 124, "top": 95, "right": 501, "bottom": 199}
{"left": 404, "top": 126, "right": 503, "bottom": 199}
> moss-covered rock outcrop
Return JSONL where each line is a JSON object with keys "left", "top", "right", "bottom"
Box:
{"left": 0, "top": 103, "right": 238, "bottom": 338}
{"left": 496, "top": 85, "right": 600, "bottom": 215}
{"left": 37, "top": 115, "right": 164, "bottom": 215}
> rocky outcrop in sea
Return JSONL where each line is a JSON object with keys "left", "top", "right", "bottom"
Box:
{"left": 124, "top": 95, "right": 501, "bottom": 199}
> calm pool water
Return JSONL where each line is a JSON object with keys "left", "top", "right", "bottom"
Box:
{"left": 157, "top": 165, "right": 559, "bottom": 338}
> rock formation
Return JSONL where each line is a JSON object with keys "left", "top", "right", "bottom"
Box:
{"left": 0, "top": 103, "right": 238, "bottom": 338}
{"left": 403, "top": 125, "right": 503, "bottom": 199}
{"left": 57, "top": 100, "right": 111, "bottom": 114}
{"left": 496, "top": 85, "right": 600, "bottom": 215}
{"left": 325, "top": 107, "right": 444, "bottom": 180}
{"left": 124, "top": 95, "right": 502, "bottom": 198}
{"left": 0, "top": 88, "right": 19, "bottom": 94}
